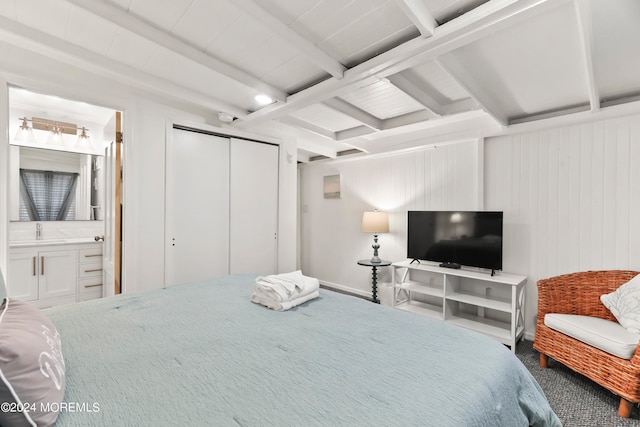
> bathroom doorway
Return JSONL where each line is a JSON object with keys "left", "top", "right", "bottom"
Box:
{"left": 8, "top": 86, "right": 123, "bottom": 297}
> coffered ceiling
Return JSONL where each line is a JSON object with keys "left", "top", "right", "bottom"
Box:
{"left": 0, "top": 0, "right": 639, "bottom": 161}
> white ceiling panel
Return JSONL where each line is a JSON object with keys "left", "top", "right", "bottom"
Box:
{"left": 340, "top": 80, "right": 425, "bottom": 120}
{"left": 144, "top": 49, "right": 257, "bottom": 112}
{"left": 261, "top": 56, "right": 327, "bottom": 94}
{"left": 66, "top": 6, "right": 119, "bottom": 55}
{"left": 289, "top": 104, "right": 363, "bottom": 132}
{"left": 16, "top": 0, "right": 72, "bottom": 40}
{"left": 106, "top": 28, "right": 159, "bottom": 71}
{"left": 316, "top": 1, "right": 416, "bottom": 65}
{"left": 195, "top": 5, "right": 319, "bottom": 86}
{"left": 128, "top": 0, "right": 194, "bottom": 31}
{"left": 0, "top": 1, "right": 17, "bottom": 19}
{"left": 423, "top": 0, "right": 488, "bottom": 23}
{"left": 591, "top": 0, "right": 640, "bottom": 101}
{"left": 170, "top": 0, "right": 241, "bottom": 52}
{"left": 252, "top": 0, "right": 323, "bottom": 25}
{"left": 204, "top": 13, "right": 272, "bottom": 57}
{"left": 442, "top": 2, "right": 589, "bottom": 119}
{"left": 1, "top": 0, "right": 639, "bottom": 159}
{"left": 290, "top": 0, "right": 389, "bottom": 44}
{"left": 110, "top": 0, "right": 132, "bottom": 10}
{"left": 230, "top": 37, "right": 300, "bottom": 81}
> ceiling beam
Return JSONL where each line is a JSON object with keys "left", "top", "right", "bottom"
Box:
{"left": 296, "top": 138, "right": 339, "bottom": 160}
{"left": 509, "top": 103, "right": 591, "bottom": 125}
{"left": 279, "top": 116, "right": 337, "bottom": 140}
{"left": 337, "top": 110, "right": 497, "bottom": 154}
{"left": 0, "top": 15, "right": 248, "bottom": 118}
{"left": 574, "top": 0, "right": 599, "bottom": 112}
{"left": 235, "top": 0, "right": 568, "bottom": 128}
{"left": 297, "top": 151, "right": 311, "bottom": 163}
{"left": 382, "top": 110, "right": 435, "bottom": 129}
{"left": 386, "top": 74, "right": 440, "bottom": 118}
{"left": 435, "top": 56, "right": 509, "bottom": 126}
{"left": 392, "top": 0, "right": 437, "bottom": 36}
{"left": 322, "top": 98, "right": 383, "bottom": 130}
{"left": 441, "top": 98, "right": 479, "bottom": 115}
{"left": 232, "top": 0, "right": 346, "bottom": 79}
{"left": 65, "top": 0, "right": 287, "bottom": 103}
{"left": 335, "top": 126, "right": 376, "bottom": 140}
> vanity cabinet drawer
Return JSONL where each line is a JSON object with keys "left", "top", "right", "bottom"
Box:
{"left": 77, "top": 243, "right": 103, "bottom": 301}
{"left": 79, "top": 276, "right": 103, "bottom": 294}
{"left": 79, "top": 247, "right": 103, "bottom": 260}
{"left": 79, "top": 262, "right": 103, "bottom": 278}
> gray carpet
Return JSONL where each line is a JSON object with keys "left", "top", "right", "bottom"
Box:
{"left": 516, "top": 339, "right": 640, "bottom": 427}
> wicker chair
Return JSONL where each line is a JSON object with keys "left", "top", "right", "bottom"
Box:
{"left": 534, "top": 270, "right": 640, "bottom": 418}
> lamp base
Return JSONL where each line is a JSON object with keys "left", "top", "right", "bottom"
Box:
{"left": 370, "top": 234, "right": 381, "bottom": 264}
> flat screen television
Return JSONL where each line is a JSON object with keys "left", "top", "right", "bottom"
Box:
{"left": 407, "top": 211, "right": 503, "bottom": 272}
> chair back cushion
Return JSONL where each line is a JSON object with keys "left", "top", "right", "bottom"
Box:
{"left": 601, "top": 273, "right": 640, "bottom": 333}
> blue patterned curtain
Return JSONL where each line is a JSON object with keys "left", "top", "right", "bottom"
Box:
{"left": 19, "top": 169, "right": 78, "bottom": 221}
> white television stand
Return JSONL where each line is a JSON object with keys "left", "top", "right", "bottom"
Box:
{"left": 392, "top": 259, "right": 526, "bottom": 353}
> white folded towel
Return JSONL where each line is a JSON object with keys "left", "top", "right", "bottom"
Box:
{"left": 251, "top": 290, "right": 320, "bottom": 312}
{"left": 251, "top": 270, "right": 319, "bottom": 311}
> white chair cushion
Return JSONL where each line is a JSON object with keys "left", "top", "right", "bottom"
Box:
{"left": 545, "top": 313, "right": 640, "bottom": 360}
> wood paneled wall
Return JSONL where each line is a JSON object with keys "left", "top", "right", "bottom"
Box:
{"left": 300, "top": 112, "right": 640, "bottom": 338}
{"left": 299, "top": 140, "right": 481, "bottom": 296}
{"left": 485, "top": 113, "right": 640, "bottom": 336}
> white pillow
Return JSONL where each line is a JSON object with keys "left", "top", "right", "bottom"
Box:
{"left": 601, "top": 274, "right": 640, "bottom": 333}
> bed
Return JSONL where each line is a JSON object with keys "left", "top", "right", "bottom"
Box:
{"left": 34, "top": 274, "right": 559, "bottom": 426}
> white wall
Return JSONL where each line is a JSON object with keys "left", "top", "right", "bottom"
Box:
{"left": 298, "top": 112, "right": 640, "bottom": 339}
{"left": 0, "top": 44, "right": 299, "bottom": 295}
{"left": 485, "top": 112, "right": 640, "bottom": 337}
{"left": 299, "top": 140, "right": 482, "bottom": 296}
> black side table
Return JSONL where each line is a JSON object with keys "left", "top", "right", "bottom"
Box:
{"left": 357, "top": 259, "right": 391, "bottom": 304}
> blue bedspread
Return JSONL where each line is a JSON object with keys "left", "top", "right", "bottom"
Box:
{"left": 45, "top": 275, "right": 560, "bottom": 426}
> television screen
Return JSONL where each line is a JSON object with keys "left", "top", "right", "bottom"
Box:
{"left": 407, "top": 211, "right": 503, "bottom": 271}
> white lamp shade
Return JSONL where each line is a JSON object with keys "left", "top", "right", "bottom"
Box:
{"left": 362, "top": 211, "right": 389, "bottom": 233}
{"left": 14, "top": 126, "right": 36, "bottom": 144}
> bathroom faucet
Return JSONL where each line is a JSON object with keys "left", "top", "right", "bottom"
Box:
{"left": 36, "top": 223, "right": 42, "bottom": 240}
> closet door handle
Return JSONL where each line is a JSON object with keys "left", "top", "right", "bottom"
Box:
{"left": 32, "top": 257, "right": 36, "bottom": 276}
{"left": 41, "top": 256, "right": 44, "bottom": 275}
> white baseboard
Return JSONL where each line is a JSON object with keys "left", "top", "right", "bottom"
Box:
{"left": 320, "top": 281, "right": 397, "bottom": 306}
{"left": 319, "top": 280, "right": 371, "bottom": 298}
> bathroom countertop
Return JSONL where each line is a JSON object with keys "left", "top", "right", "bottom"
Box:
{"left": 9, "top": 237, "right": 102, "bottom": 248}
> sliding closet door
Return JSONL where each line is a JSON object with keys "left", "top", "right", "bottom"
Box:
{"left": 229, "top": 139, "right": 278, "bottom": 275}
{"left": 166, "top": 129, "right": 230, "bottom": 286}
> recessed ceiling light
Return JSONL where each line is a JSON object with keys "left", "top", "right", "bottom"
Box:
{"left": 254, "top": 94, "right": 273, "bottom": 106}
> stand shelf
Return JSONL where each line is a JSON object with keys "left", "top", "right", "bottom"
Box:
{"left": 392, "top": 259, "right": 526, "bottom": 353}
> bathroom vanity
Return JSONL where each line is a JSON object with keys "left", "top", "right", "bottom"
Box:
{"left": 8, "top": 239, "right": 103, "bottom": 309}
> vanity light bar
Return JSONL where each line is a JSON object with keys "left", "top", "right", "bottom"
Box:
{"left": 31, "top": 117, "right": 78, "bottom": 135}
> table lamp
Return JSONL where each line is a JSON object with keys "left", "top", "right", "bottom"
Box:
{"left": 362, "top": 211, "right": 389, "bottom": 263}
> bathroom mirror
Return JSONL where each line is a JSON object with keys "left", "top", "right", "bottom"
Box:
{"left": 8, "top": 146, "right": 104, "bottom": 221}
